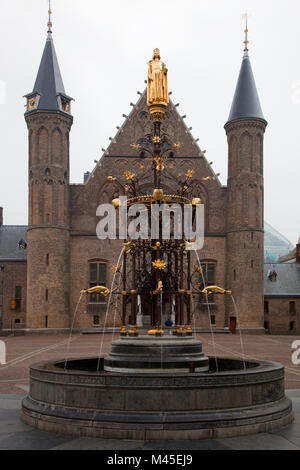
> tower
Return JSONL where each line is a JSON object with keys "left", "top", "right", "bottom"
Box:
{"left": 224, "top": 21, "right": 267, "bottom": 333}
{"left": 24, "top": 6, "right": 73, "bottom": 328}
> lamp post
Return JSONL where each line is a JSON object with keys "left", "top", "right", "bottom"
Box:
{"left": 0, "top": 265, "right": 5, "bottom": 330}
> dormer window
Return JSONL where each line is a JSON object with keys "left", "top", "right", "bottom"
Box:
{"left": 25, "top": 93, "right": 40, "bottom": 112}
{"left": 18, "top": 239, "right": 27, "bottom": 250}
{"left": 268, "top": 270, "right": 277, "bottom": 282}
{"left": 57, "top": 94, "right": 72, "bottom": 113}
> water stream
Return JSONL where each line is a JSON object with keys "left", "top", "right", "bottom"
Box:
{"left": 64, "top": 293, "right": 83, "bottom": 371}
{"left": 111, "top": 258, "right": 124, "bottom": 345}
{"left": 193, "top": 248, "right": 219, "bottom": 372}
{"left": 231, "top": 294, "right": 246, "bottom": 370}
{"left": 96, "top": 247, "right": 124, "bottom": 371}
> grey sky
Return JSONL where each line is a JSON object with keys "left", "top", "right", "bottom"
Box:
{"left": 0, "top": 0, "right": 299, "bottom": 244}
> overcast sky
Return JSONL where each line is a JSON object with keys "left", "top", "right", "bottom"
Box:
{"left": 0, "top": 0, "right": 299, "bottom": 245}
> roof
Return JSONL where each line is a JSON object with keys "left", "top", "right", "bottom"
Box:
{"left": 264, "top": 221, "right": 294, "bottom": 262}
{"left": 227, "top": 52, "right": 265, "bottom": 124}
{"left": 27, "top": 34, "right": 66, "bottom": 111}
{"left": 264, "top": 263, "right": 300, "bottom": 297}
{"left": 0, "top": 226, "right": 28, "bottom": 262}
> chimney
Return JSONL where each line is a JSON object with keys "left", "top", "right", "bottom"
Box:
{"left": 0, "top": 207, "right": 3, "bottom": 227}
{"left": 296, "top": 238, "right": 300, "bottom": 265}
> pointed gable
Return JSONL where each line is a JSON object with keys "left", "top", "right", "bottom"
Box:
{"left": 105, "top": 90, "right": 204, "bottom": 158}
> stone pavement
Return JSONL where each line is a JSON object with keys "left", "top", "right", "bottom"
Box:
{"left": 0, "top": 391, "right": 299, "bottom": 450}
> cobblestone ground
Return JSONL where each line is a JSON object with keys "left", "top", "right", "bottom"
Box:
{"left": 0, "top": 332, "right": 299, "bottom": 394}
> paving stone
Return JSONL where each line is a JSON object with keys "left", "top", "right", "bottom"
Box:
{"left": 0, "top": 429, "right": 73, "bottom": 450}
{"left": 51, "top": 438, "right": 145, "bottom": 451}
{"left": 142, "top": 439, "right": 230, "bottom": 450}
{"left": 0, "top": 398, "right": 24, "bottom": 410}
{"left": 216, "top": 433, "right": 300, "bottom": 450}
{"left": 0, "top": 419, "right": 32, "bottom": 435}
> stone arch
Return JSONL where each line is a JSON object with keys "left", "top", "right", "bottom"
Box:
{"left": 229, "top": 135, "right": 238, "bottom": 175}
{"left": 254, "top": 133, "right": 263, "bottom": 174}
{"left": 29, "top": 130, "right": 35, "bottom": 167}
{"left": 51, "top": 128, "right": 63, "bottom": 165}
{"left": 37, "top": 127, "right": 49, "bottom": 165}
{"left": 239, "top": 132, "right": 253, "bottom": 173}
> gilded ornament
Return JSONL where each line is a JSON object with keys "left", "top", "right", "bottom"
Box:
{"left": 152, "top": 259, "right": 166, "bottom": 270}
{"left": 186, "top": 169, "right": 194, "bottom": 178}
{"left": 124, "top": 171, "right": 136, "bottom": 180}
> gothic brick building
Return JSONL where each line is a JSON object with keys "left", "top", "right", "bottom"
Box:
{"left": 0, "top": 20, "right": 271, "bottom": 334}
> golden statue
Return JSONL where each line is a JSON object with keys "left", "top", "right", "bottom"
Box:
{"left": 147, "top": 49, "right": 168, "bottom": 121}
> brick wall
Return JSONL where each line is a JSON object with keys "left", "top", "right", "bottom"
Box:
{"left": 264, "top": 298, "right": 300, "bottom": 334}
{"left": 0, "top": 261, "right": 27, "bottom": 330}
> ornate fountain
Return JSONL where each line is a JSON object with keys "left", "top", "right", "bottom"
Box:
{"left": 21, "top": 50, "right": 293, "bottom": 439}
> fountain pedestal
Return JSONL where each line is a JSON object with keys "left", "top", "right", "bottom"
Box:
{"left": 104, "top": 336, "right": 209, "bottom": 373}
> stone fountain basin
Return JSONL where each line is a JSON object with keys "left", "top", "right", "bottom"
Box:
{"left": 20, "top": 356, "right": 293, "bottom": 440}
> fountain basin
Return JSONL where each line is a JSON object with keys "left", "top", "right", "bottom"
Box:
{"left": 20, "top": 355, "right": 293, "bottom": 440}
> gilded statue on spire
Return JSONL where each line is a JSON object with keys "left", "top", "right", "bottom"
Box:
{"left": 147, "top": 49, "right": 168, "bottom": 121}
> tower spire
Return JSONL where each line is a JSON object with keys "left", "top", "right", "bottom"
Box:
{"left": 226, "top": 15, "right": 265, "bottom": 124}
{"left": 47, "top": 0, "right": 52, "bottom": 36}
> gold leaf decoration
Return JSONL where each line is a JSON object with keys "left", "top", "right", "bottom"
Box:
{"left": 152, "top": 259, "right": 166, "bottom": 270}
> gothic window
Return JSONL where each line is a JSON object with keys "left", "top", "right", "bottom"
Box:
{"left": 89, "top": 262, "right": 107, "bottom": 303}
{"left": 15, "top": 286, "right": 22, "bottom": 311}
{"left": 289, "top": 301, "right": 296, "bottom": 314}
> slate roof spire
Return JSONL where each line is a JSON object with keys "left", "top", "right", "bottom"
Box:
{"left": 25, "top": 1, "right": 73, "bottom": 113}
{"left": 227, "top": 17, "right": 265, "bottom": 124}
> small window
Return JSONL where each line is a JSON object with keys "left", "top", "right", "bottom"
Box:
{"left": 46, "top": 254, "right": 49, "bottom": 266}
{"left": 45, "top": 316, "right": 48, "bottom": 328}
{"left": 290, "top": 321, "right": 295, "bottom": 331}
{"left": 234, "top": 269, "right": 236, "bottom": 281}
{"left": 264, "top": 301, "right": 269, "bottom": 314}
{"left": 15, "top": 286, "right": 22, "bottom": 311}
{"left": 89, "top": 262, "right": 107, "bottom": 303}
{"left": 93, "top": 315, "right": 100, "bottom": 325}
{"left": 210, "top": 315, "right": 216, "bottom": 326}
{"left": 289, "top": 301, "right": 296, "bottom": 314}
{"left": 251, "top": 260, "right": 254, "bottom": 268}
{"left": 45, "top": 289, "right": 48, "bottom": 302}
{"left": 264, "top": 321, "right": 269, "bottom": 331}
{"left": 15, "top": 319, "right": 20, "bottom": 324}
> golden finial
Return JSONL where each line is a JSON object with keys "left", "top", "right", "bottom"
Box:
{"left": 242, "top": 13, "right": 249, "bottom": 53}
{"left": 47, "top": 0, "right": 52, "bottom": 35}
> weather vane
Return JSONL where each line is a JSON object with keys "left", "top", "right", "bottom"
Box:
{"left": 47, "top": 0, "right": 52, "bottom": 35}
{"left": 242, "top": 13, "right": 249, "bottom": 52}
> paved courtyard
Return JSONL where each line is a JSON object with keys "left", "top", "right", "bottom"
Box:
{"left": 0, "top": 332, "right": 299, "bottom": 450}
